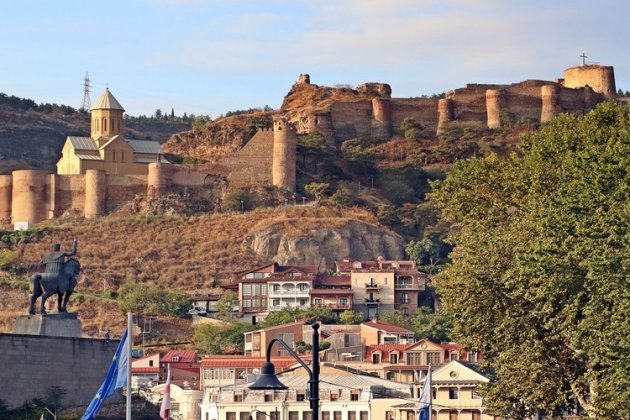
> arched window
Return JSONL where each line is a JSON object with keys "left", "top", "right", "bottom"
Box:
{"left": 103, "top": 118, "right": 107, "bottom": 131}
{"left": 111, "top": 119, "right": 115, "bottom": 132}
{"left": 96, "top": 119, "right": 99, "bottom": 131}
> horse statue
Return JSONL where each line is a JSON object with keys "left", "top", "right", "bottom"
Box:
{"left": 28, "top": 240, "right": 81, "bottom": 315}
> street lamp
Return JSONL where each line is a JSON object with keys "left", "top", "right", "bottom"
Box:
{"left": 249, "top": 322, "right": 320, "bottom": 420}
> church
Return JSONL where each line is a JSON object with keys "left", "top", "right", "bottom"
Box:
{"left": 56, "top": 89, "right": 167, "bottom": 175}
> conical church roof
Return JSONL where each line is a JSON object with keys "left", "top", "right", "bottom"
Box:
{"left": 90, "top": 88, "right": 125, "bottom": 111}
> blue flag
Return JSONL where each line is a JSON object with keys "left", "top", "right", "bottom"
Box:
{"left": 82, "top": 329, "right": 129, "bottom": 420}
{"left": 417, "top": 365, "right": 432, "bottom": 420}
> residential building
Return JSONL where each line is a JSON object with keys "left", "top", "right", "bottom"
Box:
{"left": 235, "top": 262, "right": 319, "bottom": 324}
{"left": 360, "top": 320, "right": 415, "bottom": 346}
{"left": 160, "top": 349, "right": 201, "bottom": 389}
{"left": 310, "top": 275, "right": 354, "bottom": 314}
{"left": 199, "top": 364, "right": 414, "bottom": 420}
{"left": 131, "top": 352, "right": 161, "bottom": 389}
{"left": 56, "top": 89, "right": 166, "bottom": 175}
{"left": 200, "top": 355, "right": 306, "bottom": 390}
{"left": 302, "top": 324, "right": 363, "bottom": 362}
{"left": 336, "top": 257, "right": 427, "bottom": 318}
{"left": 244, "top": 321, "right": 305, "bottom": 357}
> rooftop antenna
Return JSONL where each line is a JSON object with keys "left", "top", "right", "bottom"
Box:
{"left": 81, "top": 72, "right": 91, "bottom": 111}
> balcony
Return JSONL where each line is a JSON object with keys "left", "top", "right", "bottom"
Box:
{"left": 365, "top": 298, "right": 380, "bottom": 306}
{"left": 365, "top": 283, "right": 380, "bottom": 291}
{"left": 314, "top": 303, "right": 351, "bottom": 311}
{"left": 394, "top": 280, "right": 423, "bottom": 290}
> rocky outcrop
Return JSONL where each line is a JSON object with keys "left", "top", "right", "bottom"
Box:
{"left": 243, "top": 219, "right": 404, "bottom": 269}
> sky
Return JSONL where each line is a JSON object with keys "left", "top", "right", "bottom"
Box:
{"left": 1, "top": 0, "right": 628, "bottom": 118}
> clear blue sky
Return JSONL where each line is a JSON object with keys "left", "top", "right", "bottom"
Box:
{"left": 1, "top": 0, "right": 627, "bottom": 117}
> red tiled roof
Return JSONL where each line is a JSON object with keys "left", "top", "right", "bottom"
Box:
{"left": 365, "top": 344, "right": 408, "bottom": 360}
{"left": 161, "top": 350, "right": 198, "bottom": 364}
{"left": 316, "top": 275, "right": 351, "bottom": 287}
{"left": 361, "top": 320, "right": 414, "bottom": 334}
{"left": 132, "top": 367, "right": 160, "bottom": 373}
{"left": 132, "top": 353, "right": 161, "bottom": 362}
{"left": 200, "top": 356, "right": 311, "bottom": 368}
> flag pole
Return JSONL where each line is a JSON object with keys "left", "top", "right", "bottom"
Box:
{"left": 126, "top": 312, "right": 133, "bottom": 420}
{"left": 428, "top": 364, "right": 432, "bottom": 419}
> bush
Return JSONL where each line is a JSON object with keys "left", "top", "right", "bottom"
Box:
{"left": 224, "top": 189, "right": 252, "bottom": 212}
{"left": 339, "top": 310, "right": 365, "bottom": 324}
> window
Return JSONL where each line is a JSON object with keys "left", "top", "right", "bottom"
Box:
{"left": 339, "top": 298, "right": 348, "bottom": 305}
{"left": 472, "top": 412, "right": 480, "bottom": 420}
{"left": 360, "top": 411, "right": 368, "bottom": 420}
{"left": 112, "top": 151, "right": 116, "bottom": 161}
{"left": 449, "top": 412, "right": 458, "bottom": 420}
{"left": 330, "top": 391, "right": 339, "bottom": 401}
{"left": 450, "top": 352, "right": 459, "bottom": 361}
{"left": 448, "top": 387, "right": 459, "bottom": 399}
{"left": 322, "top": 412, "right": 330, "bottom": 420}
{"left": 386, "top": 372, "right": 395, "bottom": 381}
{"left": 406, "top": 352, "right": 421, "bottom": 365}
{"left": 401, "top": 293, "right": 409, "bottom": 304}
{"left": 297, "top": 391, "right": 305, "bottom": 401}
{"left": 270, "top": 413, "right": 279, "bottom": 420}
{"left": 348, "top": 412, "right": 356, "bottom": 420}
{"left": 240, "top": 413, "right": 249, "bottom": 420}
{"left": 111, "top": 119, "right": 115, "bottom": 132}
{"left": 298, "top": 283, "right": 308, "bottom": 292}
{"left": 334, "top": 412, "right": 341, "bottom": 420}
{"left": 402, "top": 307, "right": 409, "bottom": 317}
{"left": 314, "top": 298, "right": 323, "bottom": 305}
{"left": 468, "top": 352, "right": 478, "bottom": 363}
{"left": 372, "top": 353, "right": 381, "bottom": 364}
{"left": 233, "top": 393, "right": 243, "bottom": 402}
{"left": 350, "top": 390, "right": 359, "bottom": 401}
{"left": 272, "top": 299, "right": 280, "bottom": 306}
{"left": 390, "top": 353, "right": 398, "bottom": 364}
{"left": 257, "top": 412, "right": 267, "bottom": 420}
{"left": 226, "top": 413, "right": 236, "bottom": 420}
{"left": 121, "top": 151, "right": 125, "bottom": 161}
{"left": 264, "top": 392, "right": 273, "bottom": 402}
{"left": 272, "top": 284, "right": 280, "bottom": 291}
{"left": 303, "top": 413, "right": 312, "bottom": 420}
{"left": 427, "top": 352, "right": 441, "bottom": 365}
{"left": 103, "top": 118, "right": 107, "bottom": 131}
{"left": 149, "top": 360, "right": 154, "bottom": 367}
{"left": 289, "top": 412, "right": 299, "bottom": 420}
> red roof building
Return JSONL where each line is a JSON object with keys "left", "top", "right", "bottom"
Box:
{"left": 160, "top": 350, "right": 201, "bottom": 389}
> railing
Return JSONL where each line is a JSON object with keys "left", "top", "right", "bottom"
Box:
{"left": 268, "top": 289, "right": 310, "bottom": 296}
{"left": 365, "top": 298, "right": 380, "bottom": 305}
{"left": 394, "top": 281, "right": 423, "bottom": 289}
{"left": 365, "top": 283, "right": 380, "bottom": 290}
{"left": 313, "top": 303, "right": 351, "bottom": 310}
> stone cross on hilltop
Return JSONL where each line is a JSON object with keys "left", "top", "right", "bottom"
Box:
{"left": 581, "top": 53, "right": 588, "bottom": 66}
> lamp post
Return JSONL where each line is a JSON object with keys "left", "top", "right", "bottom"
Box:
{"left": 249, "top": 322, "right": 320, "bottom": 420}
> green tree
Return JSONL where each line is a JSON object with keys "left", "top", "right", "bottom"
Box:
{"left": 118, "top": 283, "right": 191, "bottom": 317}
{"left": 303, "top": 305, "right": 336, "bottom": 324}
{"left": 429, "top": 102, "right": 630, "bottom": 417}
{"left": 194, "top": 322, "right": 256, "bottom": 354}
{"left": 409, "top": 307, "right": 452, "bottom": 342}
{"left": 339, "top": 310, "right": 365, "bottom": 325}
{"left": 261, "top": 307, "right": 303, "bottom": 328}
{"left": 224, "top": 189, "right": 251, "bottom": 212}
{"left": 305, "top": 182, "right": 329, "bottom": 203}
{"left": 192, "top": 116, "right": 208, "bottom": 134}
{"left": 216, "top": 291, "right": 237, "bottom": 322}
{"left": 405, "top": 231, "right": 450, "bottom": 274}
{"left": 401, "top": 117, "right": 423, "bottom": 141}
{"left": 378, "top": 310, "right": 411, "bottom": 330}
{"left": 376, "top": 205, "right": 400, "bottom": 227}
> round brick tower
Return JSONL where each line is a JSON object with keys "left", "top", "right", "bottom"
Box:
{"left": 562, "top": 65, "right": 616, "bottom": 99}
{"left": 437, "top": 98, "right": 455, "bottom": 135}
{"left": 272, "top": 118, "right": 297, "bottom": 192}
{"left": 11, "top": 170, "right": 48, "bottom": 225}
{"left": 541, "top": 85, "right": 561, "bottom": 123}
{"left": 371, "top": 98, "right": 393, "bottom": 140}
{"left": 0, "top": 175, "right": 12, "bottom": 222}
{"left": 486, "top": 89, "right": 505, "bottom": 129}
{"left": 147, "top": 163, "right": 173, "bottom": 199}
{"left": 84, "top": 169, "right": 107, "bottom": 218}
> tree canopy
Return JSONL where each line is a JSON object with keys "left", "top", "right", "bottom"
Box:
{"left": 429, "top": 102, "right": 630, "bottom": 417}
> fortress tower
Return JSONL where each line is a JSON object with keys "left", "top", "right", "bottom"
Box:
{"left": 486, "top": 89, "right": 505, "bottom": 129}
{"left": 90, "top": 88, "right": 125, "bottom": 146}
{"left": 562, "top": 65, "right": 616, "bottom": 99}
{"left": 272, "top": 118, "right": 297, "bottom": 192}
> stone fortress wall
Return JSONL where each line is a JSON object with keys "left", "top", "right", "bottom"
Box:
{"left": 0, "top": 64, "right": 616, "bottom": 228}
{"left": 290, "top": 64, "right": 616, "bottom": 143}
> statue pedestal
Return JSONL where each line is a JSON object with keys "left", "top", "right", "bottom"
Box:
{"left": 13, "top": 312, "right": 82, "bottom": 338}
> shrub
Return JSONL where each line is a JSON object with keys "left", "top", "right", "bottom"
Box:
{"left": 224, "top": 189, "right": 252, "bottom": 212}
{"left": 118, "top": 283, "right": 191, "bottom": 317}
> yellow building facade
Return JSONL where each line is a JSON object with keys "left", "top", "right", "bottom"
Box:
{"left": 56, "top": 89, "right": 166, "bottom": 175}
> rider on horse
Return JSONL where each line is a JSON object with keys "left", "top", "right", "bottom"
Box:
{"left": 42, "top": 240, "right": 77, "bottom": 274}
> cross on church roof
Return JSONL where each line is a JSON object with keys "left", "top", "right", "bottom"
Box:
{"left": 581, "top": 53, "right": 587, "bottom": 66}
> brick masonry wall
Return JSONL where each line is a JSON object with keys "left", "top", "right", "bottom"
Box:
{"left": 0, "top": 333, "right": 122, "bottom": 408}
{"left": 105, "top": 174, "right": 146, "bottom": 211}
{"left": 55, "top": 174, "right": 86, "bottom": 215}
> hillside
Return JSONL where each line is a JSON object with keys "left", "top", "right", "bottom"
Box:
{"left": 0, "top": 205, "right": 403, "bottom": 337}
{"left": 0, "top": 94, "right": 189, "bottom": 173}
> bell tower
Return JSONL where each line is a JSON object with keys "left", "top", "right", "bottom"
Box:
{"left": 90, "top": 88, "right": 125, "bottom": 146}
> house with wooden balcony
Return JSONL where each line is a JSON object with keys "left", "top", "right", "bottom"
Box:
{"left": 310, "top": 274, "right": 354, "bottom": 313}
{"left": 243, "top": 321, "right": 306, "bottom": 357}
{"left": 234, "top": 262, "right": 319, "bottom": 324}
{"left": 336, "top": 257, "right": 428, "bottom": 318}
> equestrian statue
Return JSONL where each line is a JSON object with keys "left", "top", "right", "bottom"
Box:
{"left": 29, "top": 240, "right": 81, "bottom": 315}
